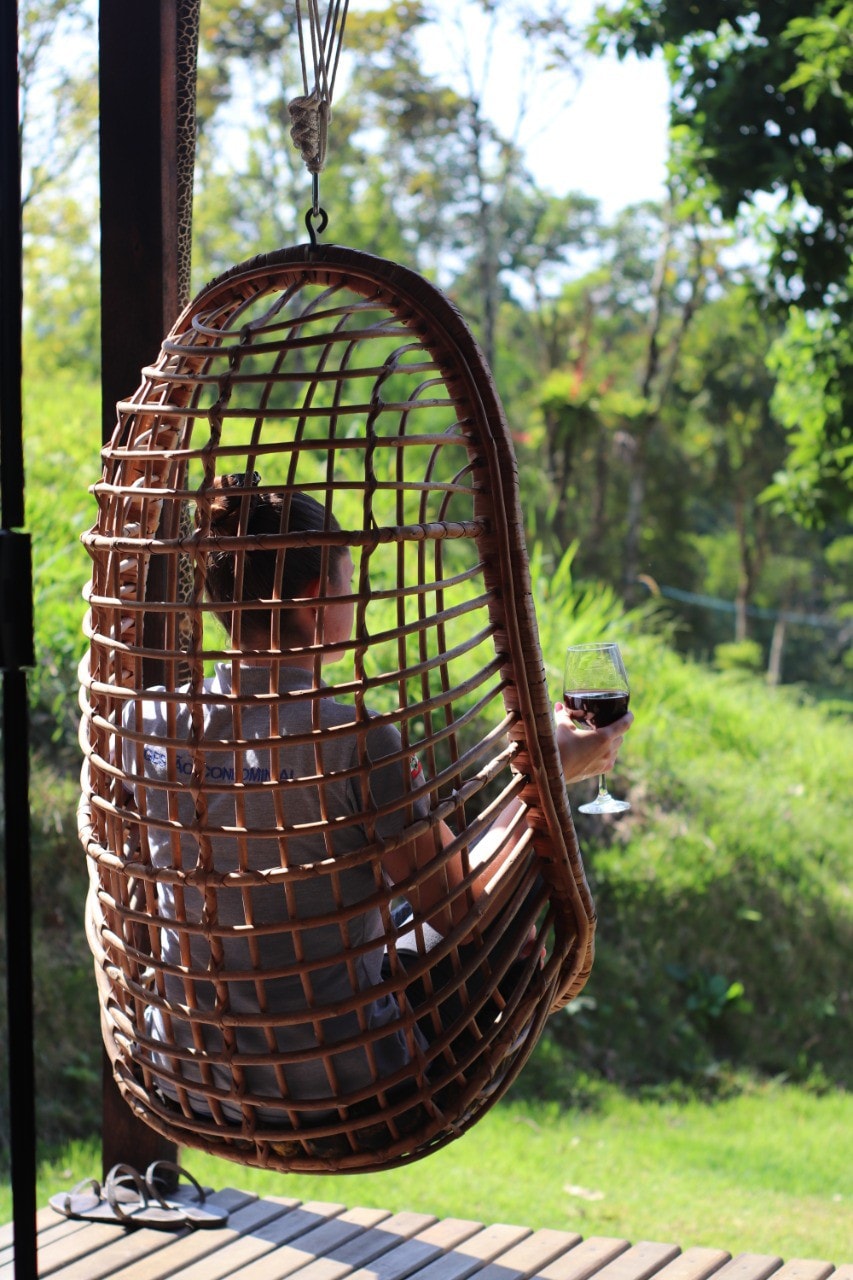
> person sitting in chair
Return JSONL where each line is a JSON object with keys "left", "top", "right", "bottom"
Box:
{"left": 120, "top": 478, "right": 632, "bottom": 1135}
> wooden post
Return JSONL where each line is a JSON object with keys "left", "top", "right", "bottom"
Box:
{"left": 98, "top": 0, "right": 188, "bottom": 1175}
{"left": 99, "top": 2, "right": 181, "bottom": 425}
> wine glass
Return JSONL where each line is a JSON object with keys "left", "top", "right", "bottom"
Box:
{"left": 563, "top": 642, "right": 631, "bottom": 814}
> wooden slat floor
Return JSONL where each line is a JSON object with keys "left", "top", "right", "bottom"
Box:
{"left": 0, "top": 1189, "right": 849, "bottom": 1280}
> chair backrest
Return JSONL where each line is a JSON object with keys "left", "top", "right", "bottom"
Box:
{"left": 79, "top": 244, "right": 594, "bottom": 1171}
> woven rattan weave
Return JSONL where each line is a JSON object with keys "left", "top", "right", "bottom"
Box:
{"left": 79, "top": 244, "right": 595, "bottom": 1172}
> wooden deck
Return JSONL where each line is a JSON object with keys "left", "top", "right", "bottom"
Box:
{"left": 0, "top": 1189, "right": 849, "bottom": 1280}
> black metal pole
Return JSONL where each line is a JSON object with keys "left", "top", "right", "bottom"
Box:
{"left": 0, "top": 3, "right": 23, "bottom": 527}
{"left": 1, "top": 2, "right": 39, "bottom": 1278}
{"left": 1, "top": 673, "right": 36, "bottom": 1280}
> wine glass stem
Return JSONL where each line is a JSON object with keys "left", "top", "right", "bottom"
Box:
{"left": 597, "top": 774, "right": 610, "bottom": 799}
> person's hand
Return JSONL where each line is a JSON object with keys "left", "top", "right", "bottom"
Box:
{"left": 554, "top": 702, "right": 634, "bottom": 784}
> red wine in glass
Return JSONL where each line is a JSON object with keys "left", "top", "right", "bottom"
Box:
{"left": 563, "top": 643, "right": 631, "bottom": 814}
{"left": 563, "top": 690, "right": 630, "bottom": 730}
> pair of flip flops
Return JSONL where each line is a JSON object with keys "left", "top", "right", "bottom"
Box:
{"left": 49, "top": 1161, "right": 229, "bottom": 1230}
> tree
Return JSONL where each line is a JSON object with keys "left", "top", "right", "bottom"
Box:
{"left": 523, "top": 195, "right": 730, "bottom": 585}
{"left": 763, "top": 304, "right": 853, "bottom": 529}
{"left": 588, "top": 0, "right": 853, "bottom": 529}
{"left": 590, "top": 0, "right": 852, "bottom": 305}
{"left": 677, "top": 286, "right": 787, "bottom": 643}
{"left": 23, "top": 190, "right": 100, "bottom": 380}
{"left": 190, "top": 1, "right": 475, "bottom": 277}
{"left": 18, "top": 2, "right": 99, "bottom": 374}
{"left": 18, "top": 1, "right": 96, "bottom": 211}
{"left": 190, "top": 1, "right": 599, "bottom": 376}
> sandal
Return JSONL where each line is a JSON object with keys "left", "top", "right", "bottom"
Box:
{"left": 49, "top": 1169, "right": 142, "bottom": 1224}
{"left": 144, "top": 1161, "right": 229, "bottom": 1229}
{"left": 50, "top": 1164, "right": 197, "bottom": 1230}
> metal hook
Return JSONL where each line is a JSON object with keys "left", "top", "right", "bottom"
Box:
{"left": 305, "top": 206, "right": 329, "bottom": 247}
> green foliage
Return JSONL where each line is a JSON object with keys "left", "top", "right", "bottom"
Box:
{"left": 530, "top": 543, "right": 650, "bottom": 689}
{"left": 22, "top": 190, "right": 101, "bottom": 382}
{"left": 543, "top": 636, "right": 853, "bottom": 1092}
{"left": 713, "top": 639, "right": 763, "bottom": 672}
{"left": 19, "top": 0, "right": 97, "bottom": 210}
{"left": 0, "top": 759, "right": 100, "bottom": 1161}
{"left": 590, "top": 0, "right": 853, "bottom": 305}
{"left": 684, "top": 526, "right": 846, "bottom": 690}
{"left": 588, "top": 0, "right": 853, "bottom": 535}
{"left": 783, "top": 3, "right": 853, "bottom": 109}
{"left": 762, "top": 304, "right": 853, "bottom": 529}
{"left": 23, "top": 373, "right": 97, "bottom": 753}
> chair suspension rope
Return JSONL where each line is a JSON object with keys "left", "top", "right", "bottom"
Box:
{"left": 288, "top": 0, "right": 350, "bottom": 235}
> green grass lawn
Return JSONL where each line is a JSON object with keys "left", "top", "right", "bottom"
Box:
{"left": 9, "top": 1082, "right": 850, "bottom": 1264}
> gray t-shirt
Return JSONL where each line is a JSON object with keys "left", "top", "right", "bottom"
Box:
{"left": 122, "top": 662, "right": 429, "bottom": 1124}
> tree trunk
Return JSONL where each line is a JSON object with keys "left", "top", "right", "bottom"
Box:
{"left": 734, "top": 582, "right": 750, "bottom": 642}
{"left": 767, "top": 616, "right": 786, "bottom": 685}
{"left": 468, "top": 104, "right": 498, "bottom": 370}
{"left": 623, "top": 430, "right": 647, "bottom": 592}
{"left": 733, "top": 490, "right": 769, "bottom": 644}
{"left": 589, "top": 430, "right": 609, "bottom": 571}
{"left": 624, "top": 208, "right": 705, "bottom": 596}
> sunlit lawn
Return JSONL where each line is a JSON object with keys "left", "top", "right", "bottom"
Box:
{"left": 11, "top": 1082, "right": 850, "bottom": 1264}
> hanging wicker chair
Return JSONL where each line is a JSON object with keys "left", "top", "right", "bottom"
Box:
{"left": 79, "top": 243, "right": 595, "bottom": 1174}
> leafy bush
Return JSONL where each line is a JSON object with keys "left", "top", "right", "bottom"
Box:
{"left": 713, "top": 639, "right": 764, "bottom": 673}
{"left": 23, "top": 373, "right": 98, "bottom": 755}
{"left": 0, "top": 758, "right": 101, "bottom": 1163}
{"left": 521, "top": 637, "right": 853, "bottom": 1098}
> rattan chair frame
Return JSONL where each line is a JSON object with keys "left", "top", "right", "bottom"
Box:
{"left": 79, "top": 243, "right": 595, "bottom": 1173}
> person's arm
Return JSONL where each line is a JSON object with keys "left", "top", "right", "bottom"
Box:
{"left": 380, "top": 785, "right": 534, "bottom": 937}
{"left": 381, "top": 705, "right": 634, "bottom": 937}
{"left": 382, "top": 814, "right": 528, "bottom": 937}
{"left": 365, "top": 726, "right": 467, "bottom": 936}
{"left": 381, "top": 818, "right": 463, "bottom": 936}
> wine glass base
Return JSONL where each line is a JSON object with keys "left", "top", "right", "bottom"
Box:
{"left": 578, "top": 796, "right": 631, "bottom": 815}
